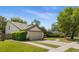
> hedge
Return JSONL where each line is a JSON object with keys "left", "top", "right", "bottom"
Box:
{"left": 12, "top": 31, "right": 27, "bottom": 41}
{"left": 47, "top": 33, "right": 65, "bottom": 38}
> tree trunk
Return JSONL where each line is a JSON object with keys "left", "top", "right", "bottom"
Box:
{"left": 1, "top": 30, "right": 5, "bottom": 41}
{"left": 1, "top": 33, "right": 5, "bottom": 41}
{"left": 71, "top": 30, "right": 75, "bottom": 39}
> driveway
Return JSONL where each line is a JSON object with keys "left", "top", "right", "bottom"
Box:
{"left": 23, "top": 39, "right": 79, "bottom": 52}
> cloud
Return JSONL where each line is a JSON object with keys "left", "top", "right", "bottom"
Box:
{"left": 22, "top": 8, "right": 59, "bottom": 29}
{"left": 22, "top": 9, "right": 57, "bottom": 20}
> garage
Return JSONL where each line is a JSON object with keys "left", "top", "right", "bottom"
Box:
{"left": 27, "top": 30, "right": 44, "bottom": 40}
{"left": 27, "top": 26, "right": 44, "bottom": 40}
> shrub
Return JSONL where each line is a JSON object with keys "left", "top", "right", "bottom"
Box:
{"left": 47, "top": 33, "right": 65, "bottom": 38}
{"left": 6, "top": 34, "right": 12, "bottom": 39}
{"left": 12, "top": 31, "right": 27, "bottom": 41}
{"left": 12, "top": 32, "right": 15, "bottom": 40}
{"left": 59, "top": 34, "right": 65, "bottom": 37}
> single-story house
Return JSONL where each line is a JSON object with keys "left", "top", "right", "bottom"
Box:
{"left": 5, "top": 21, "right": 44, "bottom": 40}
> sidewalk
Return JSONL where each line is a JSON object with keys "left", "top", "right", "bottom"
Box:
{"left": 23, "top": 42, "right": 56, "bottom": 52}
{"left": 23, "top": 40, "right": 79, "bottom": 52}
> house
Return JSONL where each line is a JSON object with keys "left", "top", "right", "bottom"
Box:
{"left": 5, "top": 21, "right": 44, "bottom": 40}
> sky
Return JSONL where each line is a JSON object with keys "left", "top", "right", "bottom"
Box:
{"left": 0, "top": 6, "right": 76, "bottom": 29}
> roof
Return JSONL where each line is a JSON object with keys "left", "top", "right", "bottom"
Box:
{"left": 10, "top": 21, "right": 28, "bottom": 30}
{"left": 26, "top": 25, "right": 44, "bottom": 32}
{"left": 9, "top": 21, "right": 43, "bottom": 32}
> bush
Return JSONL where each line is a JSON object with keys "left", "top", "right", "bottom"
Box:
{"left": 5, "top": 34, "right": 12, "bottom": 39}
{"left": 12, "top": 31, "right": 27, "bottom": 41}
{"left": 47, "top": 33, "right": 65, "bottom": 38}
{"left": 59, "top": 34, "right": 65, "bottom": 37}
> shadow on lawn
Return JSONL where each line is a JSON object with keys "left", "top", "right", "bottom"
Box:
{"left": 26, "top": 38, "right": 79, "bottom": 42}
{"left": 66, "top": 38, "right": 79, "bottom": 42}
{"left": 28, "top": 39, "right": 45, "bottom": 41}
{"left": 17, "top": 39, "right": 45, "bottom": 42}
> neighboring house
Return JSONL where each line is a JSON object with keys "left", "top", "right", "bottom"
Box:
{"left": 5, "top": 21, "right": 44, "bottom": 40}
{"left": 53, "top": 30, "right": 63, "bottom": 34}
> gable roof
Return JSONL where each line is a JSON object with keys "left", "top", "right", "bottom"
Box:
{"left": 26, "top": 25, "right": 44, "bottom": 32}
{"left": 9, "top": 21, "right": 43, "bottom": 32}
{"left": 9, "top": 21, "right": 28, "bottom": 30}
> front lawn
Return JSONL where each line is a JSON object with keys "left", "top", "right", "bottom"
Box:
{"left": 65, "top": 48, "right": 79, "bottom": 52}
{"left": 44, "top": 38, "right": 57, "bottom": 41}
{"left": 59, "top": 38, "right": 72, "bottom": 43}
{"left": 45, "top": 37, "right": 71, "bottom": 43}
{"left": 33, "top": 42, "right": 59, "bottom": 48}
{"left": 0, "top": 40, "right": 48, "bottom": 52}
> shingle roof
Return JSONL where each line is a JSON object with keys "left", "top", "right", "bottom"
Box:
{"left": 9, "top": 21, "right": 43, "bottom": 32}
{"left": 10, "top": 22, "right": 28, "bottom": 30}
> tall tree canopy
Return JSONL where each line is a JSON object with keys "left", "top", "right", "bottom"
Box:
{"left": 0, "top": 16, "right": 7, "bottom": 41}
{"left": 11, "top": 17, "right": 27, "bottom": 24}
{"left": 40, "top": 26, "right": 47, "bottom": 35}
{"left": 0, "top": 16, "right": 7, "bottom": 33}
{"left": 57, "top": 7, "right": 79, "bottom": 39}
{"left": 32, "top": 19, "right": 40, "bottom": 26}
{"left": 51, "top": 23, "right": 59, "bottom": 32}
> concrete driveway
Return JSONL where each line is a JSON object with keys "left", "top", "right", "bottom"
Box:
{"left": 23, "top": 39, "right": 79, "bottom": 52}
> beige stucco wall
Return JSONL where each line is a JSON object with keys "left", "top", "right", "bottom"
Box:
{"left": 27, "top": 26, "right": 44, "bottom": 40}
{"left": 5, "top": 22, "right": 20, "bottom": 34}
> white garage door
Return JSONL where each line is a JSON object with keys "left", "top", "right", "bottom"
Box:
{"left": 28, "top": 31, "right": 43, "bottom": 40}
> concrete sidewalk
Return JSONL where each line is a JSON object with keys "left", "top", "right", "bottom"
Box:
{"left": 23, "top": 42, "right": 56, "bottom": 52}
{"left": 49, "top": 42, "right": 77, "bottom": 52}
{"left": 36, "top": 40, "right": 67, "bottom": 46}
{"left": 23, "top": 40, "right": 79, "bottom": 52}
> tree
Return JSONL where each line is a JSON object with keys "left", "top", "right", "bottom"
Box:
{"left": 32, "top": 19, "right": 40, "bottom": 26}
{"left": 0, "top": 16, "right": 7, "bottom": 41}
{"left": 57, "top": 7, "right": 79, "bottom": 39}
{"left": 70, "top": 8, "right": 79, "bottom": 39}
{"left": 47, "top": 29, "right": 53, "bottom": 34}
{"left": 51, "top": 23, "right": 59, "bottom": 32}
{"left": 40, "top": 26, "right": 47, "bottom": 35}
{"left": 11, "top": 17, "right": 27, "bottom": 24}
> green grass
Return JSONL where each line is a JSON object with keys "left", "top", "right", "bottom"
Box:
{"left": 44, "top": 38, "right": 57, "bottom": 41}
{"left": 59, "top": 38, "right": 71, "bottom": 43}
{"left": 65, "top": 48, "right": 79, "bottom": 52}
{"left": 45, "top": 37, "right": 71, "bottom": 43}
{"left": 0, "top": 40, "right": 48, "bottom": 52}
{"left": 33, "top": 42, "right": 59, "bottom": 48}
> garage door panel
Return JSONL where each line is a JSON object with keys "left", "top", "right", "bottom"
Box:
{"left": 28, "top": 31, "right": 43, "bottom": 40}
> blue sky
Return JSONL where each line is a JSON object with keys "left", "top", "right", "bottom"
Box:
{"left": 0, "top": 6, "right": 76, "bottom": 29}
